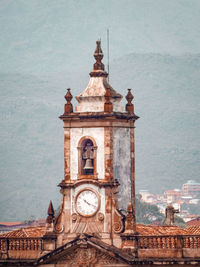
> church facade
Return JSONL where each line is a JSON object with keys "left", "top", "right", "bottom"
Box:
{"left": 0, "top": 41, "right": 200, "bottom": 266}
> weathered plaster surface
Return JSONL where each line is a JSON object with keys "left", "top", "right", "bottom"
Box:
{"left": 113, "top": 128, "right": 131, "bottom": 210}
{"left": 70, "top": 127, "right": 104, "bottom": 180}
{"left": 76, "top": 77, "right": 123, "bottom": 112}
{"left": 76, "top": 97, "right": 105, "bottom": 112}
{"left": 79, "top": 77, "right": 107, "bottom": 97}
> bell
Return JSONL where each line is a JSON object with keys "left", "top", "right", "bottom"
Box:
{"left": 83, "top": 159, "right": 94, "bottom": 170}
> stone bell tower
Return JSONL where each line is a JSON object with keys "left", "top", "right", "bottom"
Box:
{"left": 53, "top": 40, "right": 139, "bottom": 248}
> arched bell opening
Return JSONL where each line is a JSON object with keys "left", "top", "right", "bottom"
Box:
{"left": 77, "top": 136, "right": 97, "bottom": 179}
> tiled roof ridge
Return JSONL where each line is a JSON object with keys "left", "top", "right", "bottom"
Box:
{"left": 22, "top": 228, "right": 28, "bottom": 237}
{"left": 136, "top": 224, "right": 188, "bottom": 235}
{"left": 186, "top": 225, "right": 200, "bottom": 234}
{"left": 0, "top": 225, "right": 45, "bottom": 238}
{"left": 1, "top": 224, "right": 200, "bottom": 238}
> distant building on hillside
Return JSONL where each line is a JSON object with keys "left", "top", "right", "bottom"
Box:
{"left": 139, "top": 182, "right": 200, "bottom": 222}
{"left": 164, "top": 189, "right": 182, "bottom": 203}
{"left": 139, "top": 190, "right": 156, "bottom": 203}
{"left": 182, "top": 180, "right": 200, "bottom": 196}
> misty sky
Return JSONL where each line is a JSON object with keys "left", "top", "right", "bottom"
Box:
{"left": 0, "top": 0, "right": 200, "bottom": 74}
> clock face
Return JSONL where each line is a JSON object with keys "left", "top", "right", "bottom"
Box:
{"left": 75, "top": 189, "right": 99, "bottom": 217}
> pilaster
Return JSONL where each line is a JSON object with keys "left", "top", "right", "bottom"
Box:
{"left": 104, "top": 126, "right": 114, "bottom": 181}
{"left": 130, "top": 127, "right": 136, "bottom": 232}
{"left": 64, "top": 128, "right": 71, "bottom": 181}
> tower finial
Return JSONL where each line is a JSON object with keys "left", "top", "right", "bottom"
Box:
{"left": 94, "top": 40, "right": 103, "bottom": 56}
{"left": 93, "top": 39, "right": 104, "bottom": 71}
{"left": 90, "top": 40, "right": 108, "bottom": 78}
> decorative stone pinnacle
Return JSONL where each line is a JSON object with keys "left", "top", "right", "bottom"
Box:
{"left": 127, "top": 200, "right": 132, "bottom": 213}
{"left": 46, "top": 200, "right": 55, "bottom": 223}
{"left": 93, "top": 40, "right": 104, "bottom": 70}
{"left": 124, "top": 200, "right": 135, "bottom": 234}
{"left": 104, "top": 86, "right": 113, "bottom": 113}
{"left": 94, "top": 40, "right": 103, "bottom": 59}
{"left": 125, "top": 89, "right": 134, "bottom": 114}
{"left": 64, "top": 88, "right": 73, "bottom": 114}
{"left": 90, "top": 40, "right": 108, "bottom": 77}
{"left": 65, "top": 88, "right": 73, "bottom": 103}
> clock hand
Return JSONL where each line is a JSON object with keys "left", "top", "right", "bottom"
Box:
{"left": 84, "top": 199, "right": 91, "bottom": 205}
{"left": 84, "top": 199, "right": 96, "bottom": 208}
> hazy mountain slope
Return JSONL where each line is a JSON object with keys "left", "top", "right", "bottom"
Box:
{"left": 0, "top": 0, "right": 200, "bottom": 73}
{"left": 110, "top": 53, "right": 200, "bottom": 193}
{"left": 0, "top": 53, "right": 200, "bottom": 221}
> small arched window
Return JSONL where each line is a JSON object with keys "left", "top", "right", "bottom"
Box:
{"left": 78, "top": 137, "right": 97, "bottom": 179}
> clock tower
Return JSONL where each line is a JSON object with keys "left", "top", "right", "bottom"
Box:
{"left": 54, "top": 40, "right": 139, "bottom": 248}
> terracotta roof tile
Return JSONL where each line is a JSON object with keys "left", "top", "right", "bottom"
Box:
{"left": 136, "top": 224, "right": 188, "bottom": 235}
{"left": 0, "top": 226, "right": 45, "bottom": 238}
{"left": 185, "top": 226, "right": 200, "bottom": 235}
{"left": 1, "top": 224, "right": 199, "bottom": 240}
{"left": 186, "top": 217, "right": 200, "bottom": 226}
